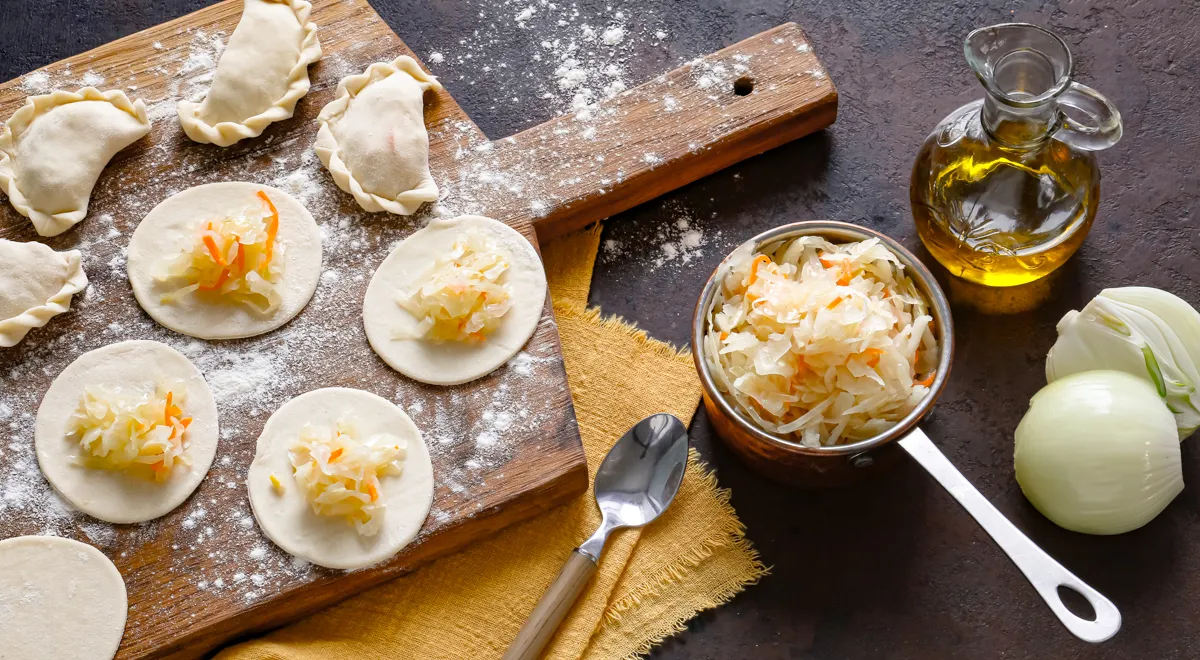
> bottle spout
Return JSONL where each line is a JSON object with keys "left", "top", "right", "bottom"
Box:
{"left": 965, "top": 23, "right": 1072, "bottom": 107}
{"left": 966, "top": 23, "right": 1122, "bottom": 151}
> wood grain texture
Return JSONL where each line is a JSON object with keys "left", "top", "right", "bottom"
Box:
{"left": 0, "top": 2, "right": 586, "bottom": 658}
{"left": 0, "top": 2, "right": 836, "bottom": 658}
{"left": 502, "top": 550, "right": 599, "bottom": 660}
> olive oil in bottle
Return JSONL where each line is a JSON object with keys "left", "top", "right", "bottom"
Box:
{"left": 910, "top": 23, "right": 1122, "bottom": 287}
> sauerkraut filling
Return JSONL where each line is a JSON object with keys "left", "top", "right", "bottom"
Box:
{"left": 288, "top": 421, "right": 406, "bottom": 536}
{"left": 396, "top": 230, "right": 513, "bottom": 342}
{"left": 704, "top": 236, "right": 938, "bottom": 447}
{"left": 157, "top": 191, "right": 283, "bottom": 313}
{"left": 67, "top": 383, "right": 192, "bottom": 481}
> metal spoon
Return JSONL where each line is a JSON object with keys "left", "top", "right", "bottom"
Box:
{"left": 503, "top": 413, "right": 690, "bottom": 660}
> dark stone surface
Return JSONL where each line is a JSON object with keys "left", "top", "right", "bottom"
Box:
{"left": 3, "top": 1, "right": 1199, "bottom": 659}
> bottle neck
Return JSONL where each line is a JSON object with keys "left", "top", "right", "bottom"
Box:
{"left": 980, "top": 94, "right": 1060, "bottom": 149}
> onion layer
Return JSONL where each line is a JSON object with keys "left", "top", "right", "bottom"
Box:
{"left": 1047, "top": 286, "right": 1200, "bottom": 439}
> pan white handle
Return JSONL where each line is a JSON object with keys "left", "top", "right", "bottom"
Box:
{"left": 898, "top": 428, "right": 1121, "bottom": 643}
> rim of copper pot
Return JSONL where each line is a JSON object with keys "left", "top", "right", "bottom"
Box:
{"left": 690, "top": 221, "right": 956, "bottom": 458}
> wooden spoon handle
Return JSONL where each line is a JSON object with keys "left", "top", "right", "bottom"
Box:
{"left": 503, "top": 549, "right": 599, "bottom": 660}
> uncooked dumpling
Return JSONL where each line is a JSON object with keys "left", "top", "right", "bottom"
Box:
{"left": 0, "top": 87, "right": 151, "bottom": 236}
{"left": 178, "top": 0, "right": 322, "bottom": 146}
{"left": 246, "top": 387, "right": 434, "bottom": 569}
{"left": 0, "top": 239, "right": 88, "bottom": 347}
{"left": 35, "top": 340, "right": 220, "bottom": 524}
{"left": 362, "top": 215, "right": 548, "bottom": 385}
{"left": 126, "top": 182, "right": 323, "bottom": 340}
{"left": 315, "top": 56, "right": 442, "bottom": 215}
{"left": 0, "top": 536, "right": 127, "bottom": 660}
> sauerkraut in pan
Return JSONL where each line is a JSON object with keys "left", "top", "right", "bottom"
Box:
{"left": 704, "top": 236, "right": 938, "bottom": 447}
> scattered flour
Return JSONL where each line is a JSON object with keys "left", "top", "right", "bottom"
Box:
{"left": 424, "top": 0, "right": 671, "bottom": 123}
{"left": 601, "top": 201, "right": 721, "bottom": 271}
{"left": 19, "top": 71, "right": 50, "bottom": 94}
{"left": 0, "top": 0, "right": 711, "bottom": 625}
{"left": 176, "top": 29, "right": 226, "bottom": 103}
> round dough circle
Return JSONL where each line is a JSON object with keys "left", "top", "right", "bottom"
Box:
{"left": 363, "top": 215, "right": 548, "bottom": 385}
{"left": 246, "top": 387, "right": 434, "bottom": 570}
{"left": 0, "top": 535, "right": 127, "bottom": 660}
{"left": 35, "top": 340, "right": 220, "bottom": 524}
{"left": 126, "top": 182, "right": 323, "bottom": 340}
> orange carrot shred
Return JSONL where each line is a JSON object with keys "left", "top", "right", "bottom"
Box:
{"left": 200, "top": 267, "right": 230, "bottom": 291}
{"left": 918, "top": 373, "right": 935, "bottom": 387}
{"left": 367, "top": 482, "right": 379, "bottom": 502}
{"left": 164, "top": 391, "right": 173, "bottom": 425}
{"left": 328, "top": 448, "right": 343, "bottom": 462}
{"left": 827, "top": 297, "right": 843, "bottom": 309}
{"left": 720, "top": 331, "right": 729, "bottom": 341}
{"left": 864, "top": 347, "right": 883, "bottom": 367}
{"left": 836, "top": 261, "right": 854, "bottom": 286}
{"left": 745, "top": 254, "right": 772, "bottom": 286}
{"left": 203, "top": 233, "right": 226, "bottom": 266}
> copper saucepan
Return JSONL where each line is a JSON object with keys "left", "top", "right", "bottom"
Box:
{"left": 691, "top": 221, "right": 1120, "bottom": 643}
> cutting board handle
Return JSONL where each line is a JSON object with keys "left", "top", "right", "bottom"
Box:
{"left": 481, "top": 22, "right": 838, "bottom": 241}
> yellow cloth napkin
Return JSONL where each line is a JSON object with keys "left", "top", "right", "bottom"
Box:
{"left": 219, "top": 224, "right": 766, "bottom": 660}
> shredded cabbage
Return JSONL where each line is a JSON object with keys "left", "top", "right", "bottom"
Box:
{"left": 704, "top": 236, "right": 938, "bottom": 447}
{"left": 67, "top": 383, "right": 192, "bottom": 481}
{"left": 288, "top": 421, "right": 406, "bottom": 536}
{"left": 396, "top": 230, "right": 513, "bottom": 342}
{"left": 156, "top": 191, "right": 283, "bottom": 313}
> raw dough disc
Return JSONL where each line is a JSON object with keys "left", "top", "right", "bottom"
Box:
{"left": 363, "top": 215, "right": 548, "bottom": 385}
{"left": 0, "top": 535, "right": 127, "bottom": 660}
{"left": 246, "top": 387, "right": 434, "bottom": 570}
{"left": 35, "top": 340, "right": 220, "bottom": 524}
{"left": 126, "top": 182, "right": 322, "bottom": 340}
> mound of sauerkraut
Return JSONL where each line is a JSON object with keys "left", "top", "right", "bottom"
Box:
{"left": 704, "top": 236, "right": 938, "bottom": 447}
{"left": 157, "top": 191, "right": 283, "bottom": 313}
{"left": 67, "top": 383, "right": 192, "bottom": 481}
{"left": 288, "top": 421, "right": 406, "bottom": 536}
{"left": 397, "top": 230, "right": 514, "bottom": 342}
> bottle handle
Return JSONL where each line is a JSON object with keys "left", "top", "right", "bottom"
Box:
{"left": 1055, "top": 82, "right": 1123, "bottom": 151}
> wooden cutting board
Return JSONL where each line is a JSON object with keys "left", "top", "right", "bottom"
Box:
{"left": 0, "top": 1, "right": 836, "bottom": 658}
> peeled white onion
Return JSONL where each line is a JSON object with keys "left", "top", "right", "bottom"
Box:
{"left": 1015, "top": 370, "right": 1183, "bottom": 535}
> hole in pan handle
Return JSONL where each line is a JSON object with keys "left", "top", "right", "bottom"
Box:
{"left": 897, "top": 427, "right": 1122, "bottom": 643}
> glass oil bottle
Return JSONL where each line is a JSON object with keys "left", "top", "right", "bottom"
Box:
{"left": 911, "top": 23, "right": 1123, "bottom": 287}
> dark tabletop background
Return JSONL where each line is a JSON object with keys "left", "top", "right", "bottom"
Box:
{"left": 3, "top": 1, "right": 1199, "bottom": 659}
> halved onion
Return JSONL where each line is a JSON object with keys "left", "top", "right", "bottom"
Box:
{"left": 1014, "top": 370, "right": 1183, "bottom": 535}
{"left": 1047, "top": 287, "right": 1200, "bottom": 438}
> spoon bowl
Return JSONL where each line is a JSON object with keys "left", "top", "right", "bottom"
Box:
{"left": 505, "top": 414, "right": 689, "bottom": 660}
{"left": 593, "top": 414, "right": 688, "bottom": 530}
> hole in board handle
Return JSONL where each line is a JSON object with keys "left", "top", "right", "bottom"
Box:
{"left": 733, "top": 76, "right": 755, "bottom": 96}
{"left": 1056, "top": 585, "right": 1097, "bottom": 622}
